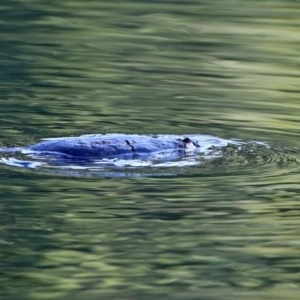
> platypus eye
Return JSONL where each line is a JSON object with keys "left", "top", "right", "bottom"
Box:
{"left": 182, "top": 137, "right": 192, "bottom": 144}
{"left": 181, "top": 138, "right": 199, "bottom": 150}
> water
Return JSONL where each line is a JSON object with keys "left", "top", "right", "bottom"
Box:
{"left": 1, "top": 0, "right": 300, "bottom": 299}
{"left": 0, "top": 133, "right": 250, "bottom": 176}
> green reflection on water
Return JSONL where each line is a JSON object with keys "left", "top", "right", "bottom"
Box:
{"left": 2, "top": 172, "right": 300, "bottom": 299}
{"left": 1, "top": 0, "right": 300, "bottom": 140}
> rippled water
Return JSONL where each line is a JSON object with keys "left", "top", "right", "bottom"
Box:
{"left": 0, "top": 133, "right": 251, "bottom": 177}
{"left": 1, "top": 0, "right": 300, "bottom": 299}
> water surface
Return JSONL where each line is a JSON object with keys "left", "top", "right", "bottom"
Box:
{"left": 1, "top": 0, "right": 300, "bottom": 299}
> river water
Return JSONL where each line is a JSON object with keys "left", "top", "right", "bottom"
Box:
{"left": 1, "top": 1, "right": 300, "bottom": 299}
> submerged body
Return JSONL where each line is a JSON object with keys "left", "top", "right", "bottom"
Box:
{"left": 0, "top": 133, "right": 257, "bottom": 173}
{"left": 0, "top": 134, "right": 202, "bottom": 160}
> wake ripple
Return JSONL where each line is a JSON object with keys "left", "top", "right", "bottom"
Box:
{"left": 0, "top": 135, "right": 298, "bottom": 177}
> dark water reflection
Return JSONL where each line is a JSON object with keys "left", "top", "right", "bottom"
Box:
{"left": 1, "top": 0, "right": 300, "bottom": 299}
